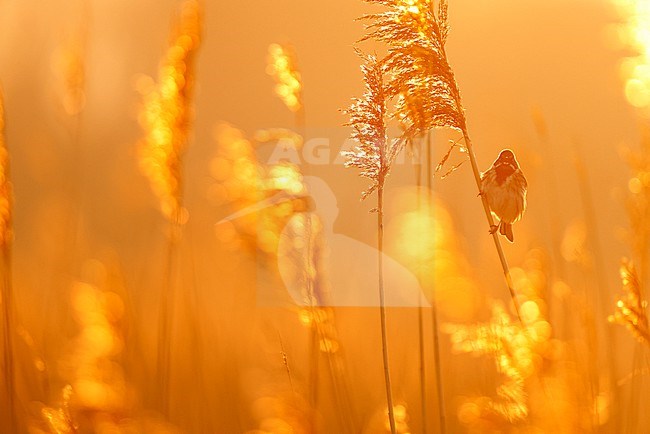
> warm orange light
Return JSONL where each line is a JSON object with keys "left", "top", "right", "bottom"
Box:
{"left": 267, "top": 43, "right": 303, "bottom": 113}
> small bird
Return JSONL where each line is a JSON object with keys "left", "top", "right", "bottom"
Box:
{"left": 480, "top": 149, "right": 527, "bottom": 243}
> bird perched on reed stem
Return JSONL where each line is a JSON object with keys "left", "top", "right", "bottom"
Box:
{"left": 480, "top": 149, "right": 527, "bottom": 242}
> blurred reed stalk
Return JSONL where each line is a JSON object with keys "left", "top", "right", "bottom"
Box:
{"left": 422, "top": 0, "right": 446, "bottom": 422}
{"left": 266, "top": 43, "right": 324, "bottom": 416}
{"left": 531, "top": 111, "right": 566, "bottom": 286}
{"left": 0, "top": 89, "right": 17, "bottom": 433}
{"left": 278, "top": 331, "right": 295, "bottom": 392}
{"left": 610, "top": 260, "right": 649, "bottom": 433}
{"left": 376, "top": 171, "right": 396, "bottom": 434}
{"left": 158, "top": 215, "right": 182, "bottom": 414}
{"left": 573, "top": 145, "right": 619, "bottom": 430}
{"left": 57, "top": 1, "right": 88, "bottom": 252}
{"left": 413, "top": 130, "right": 445, "bottom": 434}
{"left": 136, "top": 0, "right": 201, "bottom": 415}
{"left": 413, "top": 138, "right": 428, "bottom": 434}
{"left": 426, "top": 132, "right": 446, "bottom": 434}
{"left": 377, "top": 178, "right": 395, "bottom": 434}
{"left": 267, "top": 45, "right": 357, "bottom": 432}
{"left": 42, "top": 2, "right": 89, "bottom": 371}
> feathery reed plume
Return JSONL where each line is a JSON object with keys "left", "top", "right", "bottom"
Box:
{"left": 343, "top": 52, "right": 394, "bottom": 199}
{"left": 366, "top": 0, "right": 459, "bottom": 136}
{"left": 360, "top": 0, "right": 523, "bottom": 323}
{"left": 609, "top": 260, "right": 650, "bottom": 345}
{"left": 136, "top": 0, "right": 202, "bottom": 415}
{"left": 342, "top": 51, "right": 398, "bottom": 434}
{"left": 0, "top": 89, "right": 17, "bottom": 433}
{"left": 267, "top": 43, "right": 304, "bottom": 122}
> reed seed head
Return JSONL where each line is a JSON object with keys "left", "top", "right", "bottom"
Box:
{"left": 138, "top": 0, "right": 202, "bottom": 221}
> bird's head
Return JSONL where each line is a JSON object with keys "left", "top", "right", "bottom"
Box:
{"left": 495, "top": 149, "right": 519, "bottom": 171}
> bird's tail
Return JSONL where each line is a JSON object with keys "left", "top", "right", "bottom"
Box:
{"left": 499, "top": 221, "right": 514, "bottom": 243}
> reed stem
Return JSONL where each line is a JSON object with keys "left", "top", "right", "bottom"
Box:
{"left": 415, "top": 144, "right": 428, "bottom": 434}
{"left": 574, "top": 147, "right": 619, "bottom": 432}
{"left": 377, "top": 174, "right": 396, "bottom": 434}
{"left": 426, "top": 132, "right": 446, "bottom": 434}
{"left": 1, "top": 241, "right": 16, "bottom": 432}
{"left": 0, "top": 88, "right": 16, "bottom": 432}
{"left": 157, "top": 212, "right": 182, "bottom": 416}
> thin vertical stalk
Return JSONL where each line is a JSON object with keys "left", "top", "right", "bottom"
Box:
{"left": 184, "top": 223, "right": 211, "bottom": 431}
{"left": 157, "top": 212, "right": 181, "bottom": 416}
{"left": 1, "top": 242, "right": 16, "bottom": 432}
{"left": 415, "top": 142, "right": 428, "bottom": 434}
{"left": 417, "top": 295, "right": 427, "bottom": 433}
{"left": 278, "top": 331, "right": 295, "bottom": 393}
{"left": 574, "top": 147, "right": 619, "bottom": 432}
{"left": 295, "top": 106, "right": 321, "bottom": 424}
{"left": 0, "top": 89, "right": 16, "bottom": 433}
{"left": 377, "top": 174, "right": 396, "bottom": 434}
{"left": 534, "top": 118, "right": 567, "bottom": 287}
{"left": 426, "top": 132, "right": 446, "bottom": 434}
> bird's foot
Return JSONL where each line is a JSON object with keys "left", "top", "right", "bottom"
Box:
{"left": 489, "top": 224, "right": 499, "bottom": 235}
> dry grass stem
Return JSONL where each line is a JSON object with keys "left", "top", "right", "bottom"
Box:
{"left": 0, "top": 88, "right": 17, "bottom": 433}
